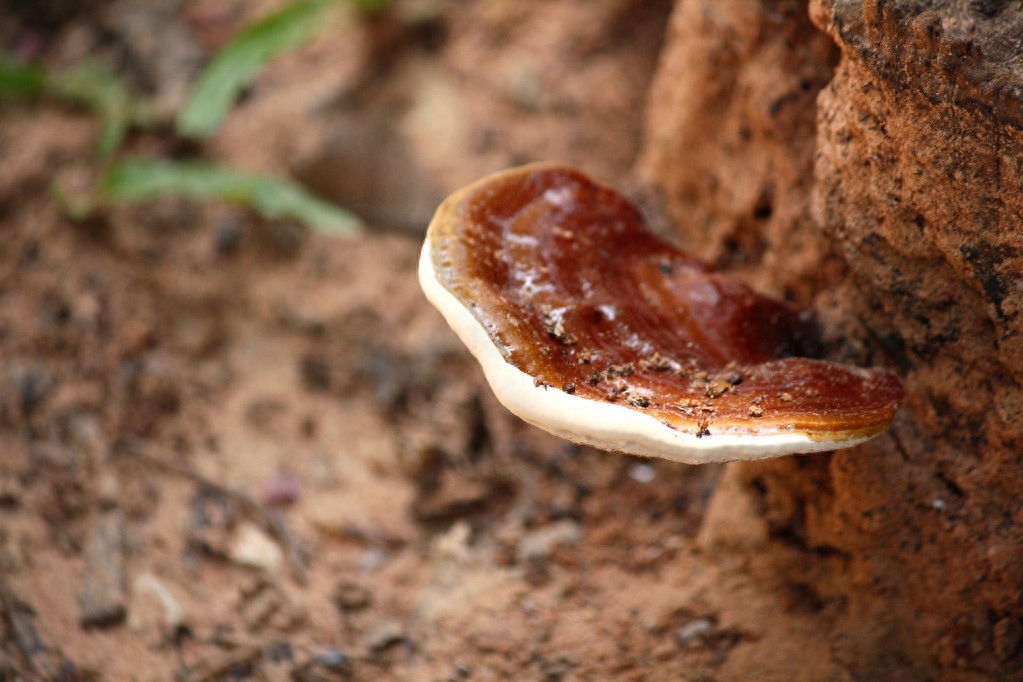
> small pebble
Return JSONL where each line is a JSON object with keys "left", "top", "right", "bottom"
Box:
{"left": 311, "top": 648, "right": 352, "bottom": 673}
{"left": 517, "top": 519, "right": 581, "bottom": 563}
{"left": 365, "top": 622, "right": 406, "bottom": 652}
{"left": 357, "top": 547, "right": 388, "bottom": 574}
{"left": 628, "top": 463, "right": 656, "bottom": 484}
{"left": 80, "top": 509, "right": 127, "bottom": 628}
{"left": 265, "top": 640, "right": 293, "bottom": 664}
{"left": 228, "top": 523, "right": 284, "bottom": 574}
{"left": 676, "top": 618, "right": 713, "bottom": 645}
{"left": 12, "top": 364, "right": 51, "bottom": 414}
{"left": 97, "top": 471, "right": 119, "bottom": 509}
{"left": 213, "top": 221, "right": 242, "bottom": 255}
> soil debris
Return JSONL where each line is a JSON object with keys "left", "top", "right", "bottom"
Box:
{"left": 79, "top": 508, "right": 127, "bottom": 628}
{"left": 2, "top": 586, "right": 76, "bottom": 681}
{"left": 178, "top": 643, "right": 263, "bottom": 682}
{"left": 333, "top": 581, "right": 373, "bottom": 613}
{"left": 124, "top": 440, "right": 309, "bottom": 584}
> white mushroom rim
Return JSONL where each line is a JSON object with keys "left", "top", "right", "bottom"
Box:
{"left": 419, "top": 243, "right": 881, "bottom": 465}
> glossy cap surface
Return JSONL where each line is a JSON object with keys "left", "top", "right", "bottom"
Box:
{"left": 419, "top": 164, "right": 904, "bottom": 463}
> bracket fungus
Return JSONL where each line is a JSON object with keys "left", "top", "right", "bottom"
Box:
{"left": 418, "top": 164, "right": 903, "bottom": 464}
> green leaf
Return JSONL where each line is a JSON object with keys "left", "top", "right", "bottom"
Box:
{"left": 46, "top": 60, "right": 138, "bottom": 157}
{"left": 177, "top": 0, "right": 341, "bottom": 140}
{"left": 0, "top": 59, "right": 46, "bottom": 99}
{"left": 2, "top": 58, "right": 161, "bottom": 157}
{"left": 101, "top": 156, "right": 361, "bottom": 237}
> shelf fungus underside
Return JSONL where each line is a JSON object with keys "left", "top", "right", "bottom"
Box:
{"left": 419, "top": 164, "right": 904, "bottom": 464}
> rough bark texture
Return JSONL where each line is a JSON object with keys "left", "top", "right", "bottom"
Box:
{"left": 805, "top": 0, "right": 1023, "bottom": 676}
{"left": 637, "top": 0, "right": 840, "bottom": 302}
{"left": 642, "top": 0, "right": 1023, "bottom": 678}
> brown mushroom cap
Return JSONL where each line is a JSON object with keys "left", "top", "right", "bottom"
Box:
{"left": 419, "top": 163, "right": 904, "bottom": 464}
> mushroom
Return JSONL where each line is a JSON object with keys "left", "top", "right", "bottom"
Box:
{"left": 418, "top": 163, "right": 903, "bottom": 464}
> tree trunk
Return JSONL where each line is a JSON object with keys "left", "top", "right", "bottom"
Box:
{"left": 641, "top": 0, "right": 1023, "bottom": 677}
